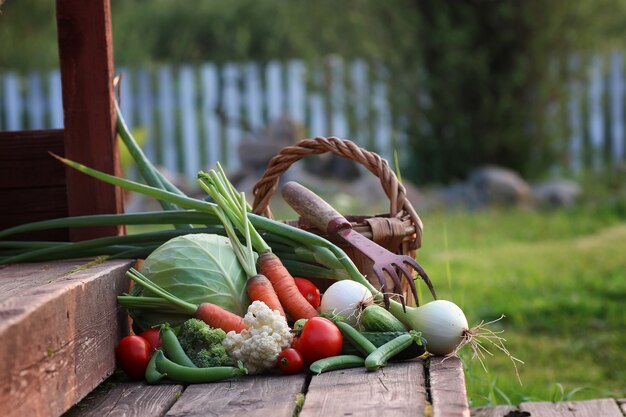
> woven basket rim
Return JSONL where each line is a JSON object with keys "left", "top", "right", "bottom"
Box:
{"left": 250, "top": 137, "right": 423, "bottom": 251}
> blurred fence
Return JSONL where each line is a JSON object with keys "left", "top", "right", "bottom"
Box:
{"left": 1, "top": 55, "right": 625, "bottom": 179}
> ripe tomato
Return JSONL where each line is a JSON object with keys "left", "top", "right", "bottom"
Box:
{"left": 277, "top": 348, "right": 304, "bottom": 374}
{"left": 294, "top": 277, "right": 321, "bottom": 309}
{"left": 115, "top": 335, "right": 151, "bottom": 380}
{"left": 139, "top": 328, "right": 161, "bottom": 353}
{"left": 291, "top": 317, "right": 342, "bottom": 365}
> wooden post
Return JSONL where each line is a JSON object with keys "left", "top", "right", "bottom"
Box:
{"left": 56, "top": 0, "right": 124, "bottom": 241}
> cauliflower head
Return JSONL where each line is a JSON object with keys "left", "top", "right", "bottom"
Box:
{"left": 222, "top": 300, "right": 293, "bottom": 374}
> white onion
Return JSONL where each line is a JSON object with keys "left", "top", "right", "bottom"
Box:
{"left": 411, "top": 300, "right": 469, "bottom": 356}
{"left": 320, "top": 280, "right": 373, "bottom": 325}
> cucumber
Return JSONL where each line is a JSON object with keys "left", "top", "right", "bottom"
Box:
{"left": 341, "top": 331, "right": 425, "bottom": 360}
{"left": 360, "top": 305, "right": 407, "bottom": 332}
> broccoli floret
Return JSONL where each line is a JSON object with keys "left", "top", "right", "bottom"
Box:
{"left": 177, "top": 318, "right": 233, "bottom": 367}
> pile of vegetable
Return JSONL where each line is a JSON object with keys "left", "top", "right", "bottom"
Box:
{"left": 1, "top": 102, "right": 520, "bottom": 383}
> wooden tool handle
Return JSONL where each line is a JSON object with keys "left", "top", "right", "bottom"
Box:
{"left": 281, "top": 181, "right": 351, "bottom": 235}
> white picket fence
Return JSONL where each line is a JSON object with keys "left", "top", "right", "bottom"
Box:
{"left": 1, "top": 55, "right": 625, "bottom": 179}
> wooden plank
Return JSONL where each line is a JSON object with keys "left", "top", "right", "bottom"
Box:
{"left": 179, "top": 65, "right": 200, "bottom": 178}
{"left": 0, "top": 259, "right": 133, "bottom": 417}
{"left": 201, "top": 64, "right": 221, "bottom": 169}
{"left": 223, "top": 63, "right": 242, "bottom": 171}
{"left": 157, "top": 66, "right": 176, "bottom": 172}
{"left": 300, "top": 360, "right": 426, "bottom": 417}
{"left": 0, "top": 129, "right": 65, "bottom": 188}
{"left": 429, "top": 356, "right": 470, "bottom": 417}
{"left": 56, "top": 0, "right": 124, "bottom": 241}
{"left": 519, "top": 398, "right": 624, "bottom": 417}
{"left": 587, "top": 56, "right": 605, "bottom": 171}
{"left": 166, "top": 374, "right": 306, "bottom": 417}
{"left": 0, "top": 259, "right": 83, "bottom": 302}
{"left": 27, "top": 72, "right": 46, "bottom": 129}
{"left": 244, "top": 62, "right": 264, "bottom": 132}
{"left": 287, "top": 60, "right": 306, "bottom": 125}
{"left": 470, "top": 405, "right": 517, "bottom": 417}
{"left": 64, "top": 381, "right": 183, "bottom": 417}
{"left": 48, "top": 69, "right": 65, "bottom": 129}
{"left": 351, "top": 59, "right": 371, "bottom": 148}
{"left": 617, "top": 399, "right": 626, "bottom": 415}
{"left": 2, "top": 72, "right": 23, "bottom": 130}
{"left": 609, "top": 52, "right": 625, "bottom": 164}
{"left": 266, "top": 60, "right": 284, "bottom": 122}
{"left": 329, "top": 57, "right": 348, "bottom": 138}
{"left": 0, "top": 129, "right": 68, "bottom": 240}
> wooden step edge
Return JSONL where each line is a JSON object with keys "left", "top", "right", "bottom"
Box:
{"left": 0, "top": 259, "right": 134, "bottom": 417}
{"left": 428, "top": 356, "right": 471, "bottom": 417}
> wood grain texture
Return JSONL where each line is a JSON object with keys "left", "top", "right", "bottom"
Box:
{"left": 0, "top": 130, "right": 69, "bottom": 240}
{"left": 429, "top": 356, "right": 471, "bottom": 417}
{"left": 56, "top": 0, "right": 124, "bottom": 241}
{"left": 300, "top": 360, "right": 426, "bottom": 417}
{"left": 519, "top": 398, "right": 624, "bottom": 417}
{"left": 0, "top": 130, "right": 66, "bottom": 189}
{"left": 64, "top": 381, "right": 183, "bottom": 417}
{"left": 165, "top": 374, "right": 306, "bottom": 417}
{"left": 470, "top": 405, "right": 518, "bottom": 417}
{"left": 0, "top": 259, "right": 133, "bottom": 417}
{"left": 0, "top": 259, "right": 85, "bottom": 302}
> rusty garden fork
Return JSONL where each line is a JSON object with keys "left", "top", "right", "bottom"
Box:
{"left": 281, "top": 181, "right": 437, "bottom": 309}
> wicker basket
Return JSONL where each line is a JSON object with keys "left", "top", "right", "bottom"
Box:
{"left": 251, "top": 137, "right": 423, "bottom": 302}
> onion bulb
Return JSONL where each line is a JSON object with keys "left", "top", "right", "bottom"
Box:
{"left": 411, "top": 300, "right": 469, "bottom": 355}
{"left": 320, "top": 280, "right": 372, "bottom": 325}
{"left": 390, "top": 299, "right": 469, "bottom": 356}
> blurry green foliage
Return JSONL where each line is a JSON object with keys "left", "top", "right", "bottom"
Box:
{"left": 1, "top": 0, "right": 625, "bottom": 183}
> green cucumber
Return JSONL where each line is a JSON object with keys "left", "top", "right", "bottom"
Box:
{"left": 360, "top": 305, "right": 407, "bottom": 332}
{"left": 341, "top": 331, "right": 425, "bottom": 360}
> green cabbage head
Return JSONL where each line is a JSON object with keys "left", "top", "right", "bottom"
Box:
{"left": 129, "top": 233, "right": 250, "bottom": 331}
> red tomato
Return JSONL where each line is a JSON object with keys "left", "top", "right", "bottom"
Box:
{"left": 115, "top": 335, "right": 151, "bottom": 380}
{"left": 277, "top": 348, "right": 304, "bottom": 374}
{"left": 291, "top": 317, "right": 342, "bottom": 365}
{"left": 139, "top": 328, "right": 161, "bottom": 353}
{"left": 294, "top": 277, "right": 321, "bottom": 309}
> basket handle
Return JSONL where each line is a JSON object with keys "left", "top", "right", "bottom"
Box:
{"left": 251, "top": 136, "right": 423, "bottom": 248}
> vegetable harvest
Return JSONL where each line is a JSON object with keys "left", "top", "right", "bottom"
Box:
{"left": 2, "top": 103, "right": 520, "bottom": 384}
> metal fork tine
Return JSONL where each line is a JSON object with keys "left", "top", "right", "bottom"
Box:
{"left": 404, "top": 256, "right": 437, "bottom": 300}
{"left": 383, "top": 265, "right": 406, "bottom": 306}
{"left": 372, "top": 265, "right": 391, "bottom": 309}
{"left": 395, "top": 261, "right": 420, "bottom": 306}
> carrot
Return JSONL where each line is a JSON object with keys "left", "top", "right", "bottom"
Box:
{"left": 195, "top": 303, "right": 247, "bottom": 333}
{"left": 257, "top": 252, "right": 318, "bottom": 320}
{"left": 246, "top": 274, "right": 286, "bottom": 316}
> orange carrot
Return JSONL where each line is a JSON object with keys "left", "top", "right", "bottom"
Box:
{"left": 257, "top": 253, "right": 318, "bottom": 320}
{"left": 195, "top": 303, "right": 247, "bottom": 333}
{"left": 247, "top": 274, "right": 286, "bottom": 316}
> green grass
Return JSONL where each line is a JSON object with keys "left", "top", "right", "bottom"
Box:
{"left": 413, "top": 207, "right": 626, "bottom": 406}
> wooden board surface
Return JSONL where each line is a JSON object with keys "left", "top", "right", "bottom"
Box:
{"left": 470, "top": 405, "right": 517, "bottom": 417}
{"left": 300, "top": 360, "right": 427, "bottom": 417}
{"left": 0, "top": 129, "right": 69, "bottom": 241}
{"left": 519, "top": 398, "right": 624, "bottom": 417}
{"left": 429, "top": 356, "right": 471, "bottom": 417}
{"left": 0, "top": 259, "right": 133, "bottom": 417}
{"left": 165, "top": 374, "right": 306, "bottom": 417}
{"left": 64, "top": 381, "right": 183, "bottom": 417}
